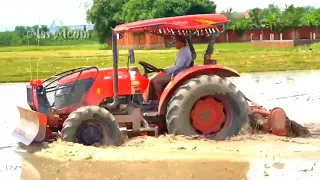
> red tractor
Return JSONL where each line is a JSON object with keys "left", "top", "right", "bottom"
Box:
{"left": 13, "top": 14, "right": 251, "bottom": 147}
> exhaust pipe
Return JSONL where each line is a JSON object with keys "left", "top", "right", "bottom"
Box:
{"left": 106, "top": 30, "right": 119, "bottom": 109}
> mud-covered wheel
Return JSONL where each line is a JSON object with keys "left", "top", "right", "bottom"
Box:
{"left": 61, "top": 106, "right": 125, "bottom": 146}
{"left": 166, "top": 75, "right": 249, "bottom": 140}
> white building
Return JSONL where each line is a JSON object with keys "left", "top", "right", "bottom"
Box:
{"left": 48, "top": 19, "right": 94, "bottom": 33}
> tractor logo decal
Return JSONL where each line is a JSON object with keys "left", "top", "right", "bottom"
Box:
{"left": 104, "top": 75, "right": 128, "bottom": 80}
{"left": 194, "top": 19, "right": 216, "bottom": 25}
{"left": 172, "top": 21, "right": 188, "bottom": 25}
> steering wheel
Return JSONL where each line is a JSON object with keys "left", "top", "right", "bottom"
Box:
{"left": 138, "top": 61, "right": 160, "bottom": 76}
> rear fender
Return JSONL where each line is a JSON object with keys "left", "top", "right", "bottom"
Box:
{"left": 157, "top": 65, "right": 240, "bottom": 115}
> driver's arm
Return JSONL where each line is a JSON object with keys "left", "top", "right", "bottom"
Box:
{"left": 164, "top": 50, "right": 190, "bottom": 75}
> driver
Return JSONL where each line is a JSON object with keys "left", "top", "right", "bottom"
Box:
{"left": 147, "top": 35, "right": 192, "bottom": 100}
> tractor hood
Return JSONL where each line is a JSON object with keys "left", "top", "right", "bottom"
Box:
{"left": 57, "top": 67, "right": 130, "bottom": 85}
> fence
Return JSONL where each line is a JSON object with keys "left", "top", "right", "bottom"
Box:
{"left": 110, "top": 27, "right": 320, "bottom": 49}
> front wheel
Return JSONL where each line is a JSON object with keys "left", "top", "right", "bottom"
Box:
{"left": 61, "top": 106, "right": 125, "bottom": 146}
{"left": 166, "top": 75, "right": 249, "bottom": 140}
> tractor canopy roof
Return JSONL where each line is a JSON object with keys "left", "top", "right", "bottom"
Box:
{"left": 114, "top": 14, "right": 229, "bottom": 37}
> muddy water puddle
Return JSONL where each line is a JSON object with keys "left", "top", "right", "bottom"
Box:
{"left": 1, "top": 70, "right": 320, "bottom": 179}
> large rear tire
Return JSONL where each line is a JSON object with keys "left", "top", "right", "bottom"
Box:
{"left": 166, "top": 75, "right": 249, "bottom": 140}
{"left": 61, "top": 106, "right": 125, "bottom": 146}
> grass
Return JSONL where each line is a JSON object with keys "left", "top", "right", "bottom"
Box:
{"left": 0, "top": 44, "right": 108, "bottom": 52}
{"left": 0, "top": 42, "right": 320, "bottom": 83}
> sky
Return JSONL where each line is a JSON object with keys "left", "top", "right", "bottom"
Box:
{"left": 0, "top": 0, "right": 319, "bottom": 31}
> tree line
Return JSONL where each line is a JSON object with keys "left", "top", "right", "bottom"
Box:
{"left": 86, "top": 1, "right": 320, "bottom": 43}
{"left": 0, "top": 0, "right": 319, "bottom": 46}
{"left": 0, "top": 25, "right": 99, "bottom": 46}
{"left": 225, "top": 4, "right": 320, "bottom": 36}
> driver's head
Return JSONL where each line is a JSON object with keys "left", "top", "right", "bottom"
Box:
{"left": 173, "top": 35, "right": 187, "bottom": 49}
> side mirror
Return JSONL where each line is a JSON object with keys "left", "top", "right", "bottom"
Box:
{"left": 128, "top": 48, "right": 135, "bottom": 64}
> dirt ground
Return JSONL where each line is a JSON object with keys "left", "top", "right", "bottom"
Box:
{"left": 16, "top": 134, "right": 320, "bottom": 180}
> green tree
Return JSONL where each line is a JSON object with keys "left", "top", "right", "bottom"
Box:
{"left": 248, "top": 8, "right": 262, "bottom": 28}
{"left": 86, "top": 0, "right": 128, "bottom": 44}
{"left": 260, "top": 5, "right": 281, "bottom": 31}
{"left": 118, "top": 0, "right": 155, "bottom": 22}
{"left": 279, "top": 5, "right": 308, "bottom": 28}
{"left": 151, "top": 0, "right": 190, "bottom": 18}
{"left": 120, "top": 0, "right": 216, "bottom": 22}
{"left": 184, "top": 0, "right": 216, "bottom": 15}
{"left": 152, "top": 0, "right": 216, "bottom": 18}
{"left": 0, "top": 32, "right": 21, "bottom": 46}
{"left": 229, "top": 18, "right": 252, "bottom": 36}
{"left": 300, "top": 8, "right": 320, "bottom": 40}
{"left": 14, "top": 26, "right": 28, "bottom": 36}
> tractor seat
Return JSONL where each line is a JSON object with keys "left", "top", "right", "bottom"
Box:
{"left": 160, "top": 60, "right": 194, "bottom": 89}
{"left": 189, "top": 61, "right": 194, "bottom": 67}
{"left": 188, "top": 37, "right": 197, "bottom": 67}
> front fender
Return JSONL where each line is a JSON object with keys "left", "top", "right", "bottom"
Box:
{"left": 157, "top": 65, "right": 240, "bottom": 115}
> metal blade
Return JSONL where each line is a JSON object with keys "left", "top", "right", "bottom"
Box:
{"left": 12, "top": 106, "right": 47, "bottom": 146}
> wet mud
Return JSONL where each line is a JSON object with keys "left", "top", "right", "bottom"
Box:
{"left": 20, "top": 155, "right": 250, "bottom": 180}
{"left": 4, "top": 135, "right": 320, "bottom": 180}
{"left": 2, "top": 70, "right": 320, "bottom": 179}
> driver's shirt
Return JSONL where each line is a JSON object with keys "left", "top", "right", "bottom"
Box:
{"left": 165, "top": 46, "right": 192, "bottom": 77}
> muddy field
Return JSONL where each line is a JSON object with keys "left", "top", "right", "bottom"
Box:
{"left": 2, "top": 70, "right": 320, "bottom": 179}
{"left": 8, "top": 134, "right": 320, "bottom": 180}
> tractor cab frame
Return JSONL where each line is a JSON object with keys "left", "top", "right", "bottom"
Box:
{"left": 106, "top": 15, "right": 233, "bottom": 135}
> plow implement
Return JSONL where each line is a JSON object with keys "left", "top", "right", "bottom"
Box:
{"left": 12, "top": 106, "right": 47, "bottom": 146}
{"left": 247, "top": 99, "right": 311, "bottom": 138}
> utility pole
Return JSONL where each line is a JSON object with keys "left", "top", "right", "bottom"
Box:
{"left": 38, "top": 17, "right": 40, "bottom": 46}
